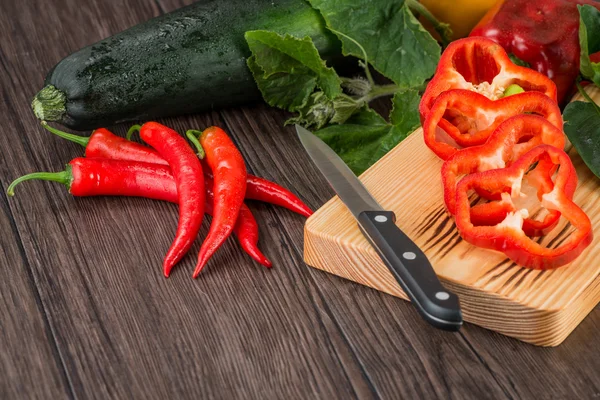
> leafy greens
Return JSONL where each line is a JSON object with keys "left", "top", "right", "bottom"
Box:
{"left": 245, "top": 0, "right": 441, "bottom": 174}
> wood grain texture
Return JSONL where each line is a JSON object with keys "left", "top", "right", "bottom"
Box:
{"left": 305, "top": 128, "right": 600, "bottom": 346}
{"left": 0, "top": 1, "right": 370, "bottom": 399}
{"left": 221, "top": 104, "right": 513, "bottom": 400}
{"left": 0, "top": 192, "right": 71, "bottom": 399}
{"left": 1, "top": 0, "right": 600, "bottom": 399}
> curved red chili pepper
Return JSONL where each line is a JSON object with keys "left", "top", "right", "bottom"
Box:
{"left": 423, "top": 89, "right": 562, "bottom": 160}
{"left": 419, "top": 36, "right": 557, "bottom": 123}
{"left": 140, "top": 122, "right": 205, "bottom": 277}
{"left": 43, "top": 122, "right": 311, "bottom": 217}
{"left": 205, "top": 171, "right": 313, "bottom": 218}
{"left": 441, "top": 115, "right": 566, "bottom": 236}
{"left": 454, "top": 145, "right": 592, "bottom": 269}
{"left": 6, "top": 158, "right": 271, "bottom": 268}
{"left": 42, "top": 122, "right": 166, "bottom": 165}
{"left": 191, "top": 126, "right": 247, "bottom": 277}
{"left": 204, "top": 183, "right": 271, "bottom": 268}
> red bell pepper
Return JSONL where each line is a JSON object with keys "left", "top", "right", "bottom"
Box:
{"left": 454, "top": 145, "right": 592, "bottom": 269}
{"left": 441, "top": 114, "right": 567, "bottom": 236}
{"left": 470, "top": 0, "right": 600, "bottom": 104}
{"left": 419, "top": 37, "right": 557, "bottom": 123}
{"left": 423, "top": 89, "right": 562, "bottom": 160}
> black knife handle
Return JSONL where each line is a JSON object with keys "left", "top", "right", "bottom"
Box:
{"left": 357, "top": 210, "right": 463, "bottom": 331}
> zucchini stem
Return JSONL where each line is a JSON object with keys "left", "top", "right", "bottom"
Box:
{"left": 31, "top": 85, "right": 67, "bottom": 122}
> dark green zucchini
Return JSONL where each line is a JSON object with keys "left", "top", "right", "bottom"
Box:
{"left": 32, "top": 0, "right": 340, "bottom": 130}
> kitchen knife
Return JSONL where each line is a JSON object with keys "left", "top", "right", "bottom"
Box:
{"left": 296, "top": 125, "right": 462, "bottom": 331}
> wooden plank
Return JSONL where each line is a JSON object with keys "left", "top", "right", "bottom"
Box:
{"left": 220, "top": 104, "right": 513, "bottom": 399}
{"left": 0, "top": 1, "right": 377, "bottom": 398}
{"left": 459, "top": 313, "right": 600, "bottom": 399}
{"left": 0, "top": 192, "right": 71, "bottom": 399}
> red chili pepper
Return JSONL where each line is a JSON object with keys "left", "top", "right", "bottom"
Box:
{"left": 204, "top": 184, "right": 271, "bottom": 268}
{"left": 206, "top": 171, "right": 313, "bottom": 218}
{"left": 188, "top": 127, "right": 247, "bottom": 277}
{"left": 470, "top": 0, "right": 600, "bottom": 103}
{"left": 419, "top": 37, "right": 557, "bottom": 123}
{"left": 454, "top": 145, "right": 592, "bottom": 269}
{"left": 44, "top": 123, "right": 312, "bottom": 217}
{"left": 441, "top": 115, "right": 567, "bottom": 236}
{"left": 42, "top": 122, "right": 166, "bottom": 165}
{"left": 423, "top": 89, "right": 562, "bottom": 159}
{"left": 139, "top": 122, "right": 205, "bottom": 277}
{"left": 6, "top": 158, "right": 270, "bottom": 268}
{"left": 7, "top": 158, "right": 176, "bottom": 200}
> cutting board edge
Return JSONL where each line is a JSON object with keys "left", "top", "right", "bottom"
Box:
{"left": 304, "top": 195, "right": 580, "bottom": 313}
{"left": 303, "top": 222, "right": 600, "bottom": 346}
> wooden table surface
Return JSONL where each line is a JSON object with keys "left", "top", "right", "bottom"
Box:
{"left": 1, "top": 1, "right": 600, "bottom": 399}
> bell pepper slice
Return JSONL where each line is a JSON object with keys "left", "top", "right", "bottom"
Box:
{"left": 419, "top": 37, "right": 557, "bottom": 123}
{"left": 423, "top": 89, "right": 562, "bottom": 160}
{"left": 442, "top": 115, "right": 567, "bottom": 236}
{"left": 454, "top": 145, "right": 592, "bottom": 269}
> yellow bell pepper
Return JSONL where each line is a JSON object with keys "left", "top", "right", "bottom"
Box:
{"left": 419, "top": 0, "right": 498, "bottom": 40}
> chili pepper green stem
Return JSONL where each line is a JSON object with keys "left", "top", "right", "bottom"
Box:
{"left": 576, "top": 81, "right": 600, "bottom": 115}
{"left": 185, "top": 130, "right": 206, "bottom": 159}
{"left": 41, "top": 121, "right": 89, "bottom": 147}
{"left": 7, "top": 166, "right": 72, "bottom": 196}
{"left": 406, "top": 0, "right": 452, "bottom": 47}
{"left": 126, "top": 124, "right": 142, "bottom": 141}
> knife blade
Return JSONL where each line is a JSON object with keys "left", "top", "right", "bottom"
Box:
{"left": 296, "top": 125, "right": 462, "bottom": 331}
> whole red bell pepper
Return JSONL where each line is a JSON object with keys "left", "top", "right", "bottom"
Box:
{"left": 454, "top": 145, "right": 592, "bottom": 269}
{"left": 470, "top": 0, "right": 600, "bottom": 103}
{"left": 441, "top": 114, "right": 567, "bottom": 236}
{"left": 423, "top": 89, "right": 562, "bottom": 160}
{"left": 419, "top": 37, "right": 557, "bottom": 123}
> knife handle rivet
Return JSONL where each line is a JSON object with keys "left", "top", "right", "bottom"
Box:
{"left": 374, "top": 215, "right": 388, "bottom": 223}
{"left": 435, "top": 292, "right": 450, "bottom": 301}
{"left": 402, "top": 252, "right": 416, "bottom": 260}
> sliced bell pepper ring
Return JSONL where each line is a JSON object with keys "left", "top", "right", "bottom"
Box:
{"left": 441, "top": 114, "right": 565, "bottom": 215}
{"left": 454, "top": 145, "right": 592, "bottom": 269}
{"left": 419, "top": 37, "right": 557, "bottom": 123}
{"left": 423, "top": 89, "right": 562, "bottom": 160}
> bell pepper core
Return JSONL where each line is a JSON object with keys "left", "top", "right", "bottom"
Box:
{"left": 419, "top": 37, "right": 558, "bottom": 123}
{"left": 470, "top": 0, "right": 600, "bottom": 103}
{"left": 441, "top": 114, "right": 567, "bottom": 236}
{"left": 454, "top": 145, "right": 592, "bottom": 270}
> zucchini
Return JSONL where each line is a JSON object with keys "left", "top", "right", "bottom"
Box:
{"left": 32, "top": 0, "right": 340, "bottom": 130}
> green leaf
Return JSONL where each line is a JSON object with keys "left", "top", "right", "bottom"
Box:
{"left": 563, "top": 100, "right": 600, "bottom": 179}
{"left": 245, "top": 30, "right": 342, "bottom": 111}
{"left": 247, "top": 55, "right": 318, "bottom": 111}
{"left": 578, "top": 5, "right": 600, "bottom": 86}
{"left": 389, "top": 88, "right": 421, "bottom": 130}
{"left": 315, "top": 89, "right": 421, "bottom": 174}
{"left": 308, "top": 0, "right": 440, "bottom": 88}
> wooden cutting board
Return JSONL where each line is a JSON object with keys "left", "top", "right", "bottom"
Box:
{"left": 303, "top": 128, "right": 600, "bottom": 347}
